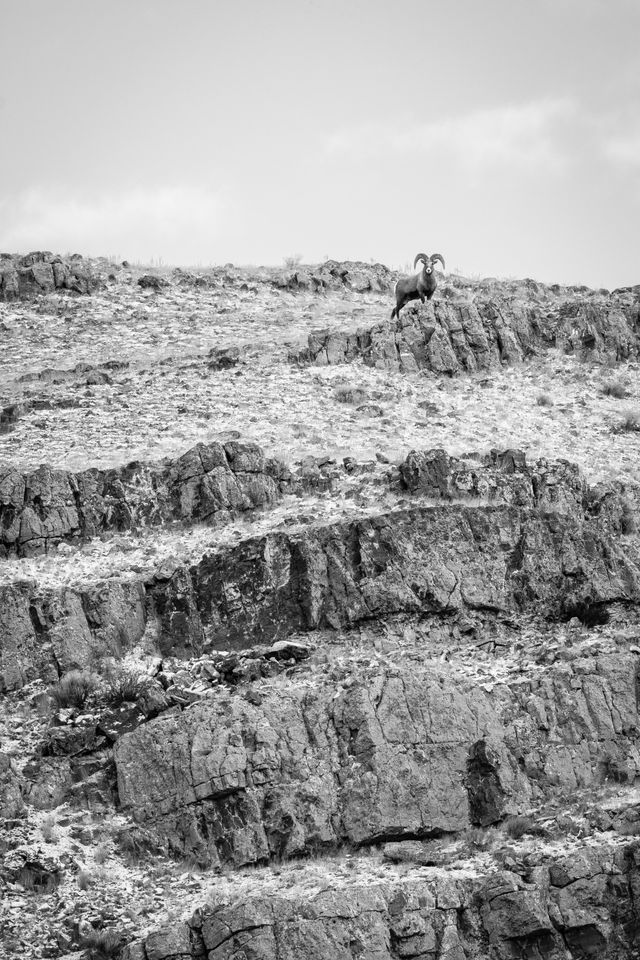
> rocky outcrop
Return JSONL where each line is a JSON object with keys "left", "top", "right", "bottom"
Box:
{"left": 3, "top": 448, "right": 639, "bottom": 690}
{"left": 399, "top": 448, "right": 587, "bottom": 513}
{"left": 115, "top": 650, "right": 640, "bottom": 866}
{"left": 0, "top": 439, "right": 290, "bottom": 557}
{"left": 0, "top": 252, "right": 100, "bottom": 300}
{"left": 296, "top": 291, "right": 640, "bottom": 372}
{"left": 123, "top": 840, "right": 640, "bottom": 959}
{"left": 273, "top": 259, "right": 396, "bottom": 294}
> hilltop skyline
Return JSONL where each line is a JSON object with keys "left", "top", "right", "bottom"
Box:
{"left": 1, "top": 0, "right": 639, "bottom": 288}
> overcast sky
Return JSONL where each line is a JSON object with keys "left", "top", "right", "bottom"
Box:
{"left": 1, "top": 0, "right": 638, "bottom": 286}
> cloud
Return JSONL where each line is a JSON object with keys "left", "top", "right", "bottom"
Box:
{"left": 602, "top": 131, "right": 640, "bottom": 168}
{"left": 0, "top": 185, "right": 225, "bottom": 261}
{"left": 324, "top": 98, "right": 576, "bottom": 173}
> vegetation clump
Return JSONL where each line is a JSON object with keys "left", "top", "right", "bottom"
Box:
{"left": 602, "top": 377, "right": 629, "bottom": 399}
{"left": 83, "top": 928, "right": 123, "bottom": 959}
{"left": 49, "top": 670, "right": 99, "bottom": 709}
{"left": 504, "top": 815, "right": 546, "bottom": 840}
{"left": 101, "top": 662, "right": 152, "bottom": 707}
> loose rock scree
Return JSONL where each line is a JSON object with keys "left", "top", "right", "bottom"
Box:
{"left": 391, "top": 252, "right": 445, "bottom": 319}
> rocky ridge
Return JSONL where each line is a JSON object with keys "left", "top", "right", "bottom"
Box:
{"left": 296, "top": 285, "right": 640, "bottom": 373}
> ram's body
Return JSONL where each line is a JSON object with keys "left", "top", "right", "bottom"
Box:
{"left": 391, "top": 253, "right": 445, "bottom": 319}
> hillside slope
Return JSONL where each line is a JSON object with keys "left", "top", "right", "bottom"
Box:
{"left": 1, "top": 255, "right": 640, "bottom": 959}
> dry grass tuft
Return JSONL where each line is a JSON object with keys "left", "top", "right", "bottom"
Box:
{"left": 101, "top": 662, "right": 152, "bottom": 706}
{"left": 616, "top": 408, "right": 640, "bottom": 433}
{"left": 77, "top": 868, "right": 92, "bottom": 890}
{"left": 94, "top": 842, "right": 110, "bottom": 865}
{"left": 40, "top": 813, "right": 57, "bottom": 843}
{"left": 504, "top": 815, "right": 546, "bottom": 839}
{"left": 333, "top": 385, "right": 368, "bottom": 405}
{"left": 49, "top": 670, "right": 98, "bottom": 709}
{"left": 602, "top": 377, "right": 629, "bottom": 399}
{"left": 84, "top": 928, "right": 122, "bottom": 958}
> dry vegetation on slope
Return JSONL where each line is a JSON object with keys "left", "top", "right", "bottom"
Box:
{"left": 2, "top": 253, "right": 640, "bottom": 959}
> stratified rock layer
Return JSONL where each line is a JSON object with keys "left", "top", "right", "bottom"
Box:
{"left": 2, "top": 449, "right": 639, "bottom": 690}
{"left": 296, "top": 292, "right": 640, "bottom": 371}
{"left": 115, "top": 651, "right": 640, "bottom": 866}
{"left": 122, "top": 840, "right": 640, "bottom": 960}
{"left": 0, "top": 439, "right": 289, "bottom": 557}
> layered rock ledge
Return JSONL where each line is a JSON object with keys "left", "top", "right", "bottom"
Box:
{"left": 114, "top": 650, "right": 640, "bottom": 866}
{"left": 0, "top": 439, "right": 290, "bottom": 558}
{"left": 2, "top": 448, "right": 638, "bottom": 690}
{"left": 296, "top": 292, "right": 640, "bottom": 372}
{"left": 122, "top": 838, "right": 640, "bottom": 960}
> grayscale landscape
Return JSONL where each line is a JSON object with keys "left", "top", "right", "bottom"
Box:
{"left": 2, "top": 253, "right": 640, "bottom": 959}
{"left": 2, "top": 1, "right": 640, "bottom": 958}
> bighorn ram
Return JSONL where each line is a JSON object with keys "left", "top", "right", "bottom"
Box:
{"left": 391, "top": 253, "right": 445, "bottom": 319}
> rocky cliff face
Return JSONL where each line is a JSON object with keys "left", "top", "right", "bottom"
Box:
{"left": 122, "top": 839, "right": 640, "bottom": 960}
{"left": 115, "top": 650, "right": 640, "bottom": 866}
{"left": 296, "top": 287, "right": 640, "bottom": 372}
{"left": 2, "top": 446, "right": 638, "bottom": 691}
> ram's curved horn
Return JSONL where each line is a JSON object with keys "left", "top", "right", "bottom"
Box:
{"left": 413, "top": 253, "right": 428, "bottom": 267}
{"left": 430, "top": 254, "right": 445, "bottom": 269}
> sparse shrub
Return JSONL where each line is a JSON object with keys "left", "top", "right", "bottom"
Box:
{"left": 94, "top": 842, "right": 110, "bottom": 865}
{"left": 504, "top": 815, "right": 545, "bottom": 840}
{"left": 101, "top": 662, "right": 151, "bottom": 707}
{"left": 113, "top": 824, "right": 163, "bottom": 865}
{"left": 40, "top": 813, "right": 57, "bottom": 843}
{"left": 333, "top": 385, "right": 368, "bottom": 405}
{"left": 77, "top": 868, "right": 92, "bottom": 890}
{"left": 613, "top": 407, "right": 640, "bottom": 433}
{"left": 536, "top": 393, "right": 553, "bottom": 407}
{"left": 602, "top": 377, "right": 629, "bottom": 399}
{"left": 283, "top": 253, "right": 303, "bottom": 270}
{"left": 463, "top": 825, "right": 500, "bottom": 852}
{"left": 49, "top": 670, "right": 98, "bottom": 709}
{"left": 84, "top": 928, "right": 122, "bottom": 958}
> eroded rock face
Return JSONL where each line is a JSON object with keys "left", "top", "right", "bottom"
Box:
{"left": 0, "top": 252, "right": 99, "bottom": 300}
{"left": 191, "top": 503, "right": 639, "bottom": 646}
{"left": 114, "top": 652, "right": 640, "bottom": 866}
{"left": 126, "top": 841, "right": 640, "bottom": 958}
{"left": 3, "top": 454, "right": 639, "bottom": 689}
{"left": 296, "top": 292, "right": 640, "bottom": 371}
{"left": 399, "top": 448, "right": 587, "bottom": 515}
{"left": 0, "top": 439, "right": 290, "bottom": 557}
